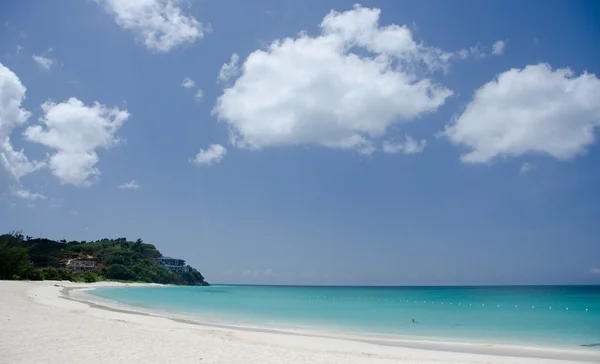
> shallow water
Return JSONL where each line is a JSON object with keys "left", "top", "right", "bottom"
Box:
{"left": 87, "top": 285, "right": 600, "bottom": 349}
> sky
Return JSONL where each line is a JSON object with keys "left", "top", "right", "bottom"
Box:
{"left": 1, "top": 0, "right": 600, "bottom": 286}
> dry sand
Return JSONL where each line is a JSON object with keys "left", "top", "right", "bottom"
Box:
{"left": 1, "top": 280, "right": 598, "bottom": 364}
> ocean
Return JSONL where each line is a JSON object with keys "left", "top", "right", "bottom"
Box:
{"left": 85, "top": 285, "right": 600, "bottom": 350}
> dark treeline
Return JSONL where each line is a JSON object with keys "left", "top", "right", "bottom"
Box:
{"left": 0, "top": 231, "right": 208, "bottom": 286}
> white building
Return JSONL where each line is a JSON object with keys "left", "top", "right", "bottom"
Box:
{"left": 66, "top": 259, "right": 97, "bottom": 273}
{"left": 156, "top": 257, "right": 189, "bottom": 274}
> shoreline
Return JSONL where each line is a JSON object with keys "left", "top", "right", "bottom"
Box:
{"left": 2, "top": 280, "right": 599, "bottom": 364}
{"left": 69, "top": 282, "right": 600, "bottom": 362}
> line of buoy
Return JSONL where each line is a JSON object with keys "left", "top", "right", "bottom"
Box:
{"left": 296, "top": 297, "right": 590, "bottom": 312}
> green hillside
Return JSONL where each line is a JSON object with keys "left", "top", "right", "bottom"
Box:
{"left": 0, "top": 231, "right": 209, "bottom": 286}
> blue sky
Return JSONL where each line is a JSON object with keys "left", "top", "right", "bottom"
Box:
{"left": 1, "top": 0, "right": 599, "bottom": 285}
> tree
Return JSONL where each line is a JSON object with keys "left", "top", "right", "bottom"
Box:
{"left": 0, "top": 234, "right": 30, "bottom": 280}
{"left": 105, "top": 264, "right": 135, "bottom": 280}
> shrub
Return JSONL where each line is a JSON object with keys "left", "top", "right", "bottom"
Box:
{"left": 82, "top": 272, "right": 98, "bottom": 283}
{"left": 105, "top": 264, "right": 135, "bottom": 281}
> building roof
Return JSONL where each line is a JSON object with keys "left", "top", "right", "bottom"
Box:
{"left": 157, "top": 256, "right": 184, "bottom": 261}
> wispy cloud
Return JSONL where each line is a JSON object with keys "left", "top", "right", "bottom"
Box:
{"left": 11, "top": 187, "right": 46, "bottom": 200}
{"left": 181, "top": 77, "right": 195, "bottom": 88}
{"left": 591, "top": 267, "right": 600, "bottom": 274}
{"left": 96, "top": 0, "right": 210, "bottom": 52}
{"left": 194, "top": 89, "right": 204, "bottom": 102}
{"left": 242, "top": 268, "right": 273, "bottom": 277}
{"left": 218, "top": 53, "right": 239, "bottom": 83}
{"left": 118, "top": 180, "right": 140, "bottom": 189}
{"left": 492, "top": 40, "right": 506, "bottom": 55}
{"left": 32, "top": 55, "right": 54, "bottom": 70}
{"left": 519, "top": 163, "right": 533, "bottom": 175}
{"left": 191, "top": 144, "right": 226, "bottom": 166}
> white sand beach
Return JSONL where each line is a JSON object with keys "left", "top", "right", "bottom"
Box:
{"left": 1, "top": 280, "right": 598, "bottom": 364}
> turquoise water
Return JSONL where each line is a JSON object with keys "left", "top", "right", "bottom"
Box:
{"left": 87, "top": 285, "right": 600, "bottom": 349}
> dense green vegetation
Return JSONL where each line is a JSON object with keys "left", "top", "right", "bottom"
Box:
{"left": 0, "top": 231, "right": 209, "bottom": 286}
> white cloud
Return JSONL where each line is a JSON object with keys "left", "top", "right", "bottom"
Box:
{"left": 181, "top": 77, "right": 195, "bottom": 88}
{"left": 242, "top": 270, "right": 257, "bottom": 277}
{"left": 443, "top": 63, "right": 600, "bottom": 163}
{"left": 24, "top": 97, "right": 130, "bottom": 187}
{"left": 194, "top": 88, "right": 204, "bottom": 102}
{"left": 32, "top": 55, "right": 54, "bottom": 70}
{"left": 492, "top": 40, "right": 505, "bottom": 55}
{"left": 213, "top": 5, "right": 453, "bottom": 154}
{"left": 519, "top": 162, "right": 533, "bottom": 175}
{"left": 217, "top": 53, "right": 239, "bottom": 83}
{"left": 11, "top": 187, "right": 46, "bottom": 200}
{"left": 591, "top": 268, "right": 600, "bottom": 274}
{"left": 242, "top": 269, "right": 272, "bottom": 277}
{"left": 0, "top": 63, "right": 44, "bottom": 179}
{"left": 96, "top": 0, "right": 208, "bottom": 52}
{"left": 16, "top": 45, "right": 22, "bottom": 55}
{"left": 191, "top": 144, "right": 226, "bottom": 166}
{"left": 119, "top": 180, "right": 140, "bottom": 189}
{"left": 382, "top": 135, "right": 426, "bottom": 154}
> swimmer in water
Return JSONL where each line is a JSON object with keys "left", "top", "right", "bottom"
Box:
{"left": 412, "top": 318, "right": 415, "bottom": 323}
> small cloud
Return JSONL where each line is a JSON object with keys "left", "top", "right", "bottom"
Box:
{"left": 590, "top": 268, "right": 600, "bottom": 274}
{"left": 11, "top": 187, "right": 46, "bottom": 200}
{"left": 242, "top": 270, "right": 258, "bottom": 277}
{"left": 10, "top": 202, "right": 16, "bottom": 208}
{"left": 492, "top": 40, "right": 505, "bottom": 55}
{"left": 218, "top": 53, "right": 240, "bottom": 83}
{"left": 194, "top": 89, "right": 204, "bottom": 102}
{"left": 118, "top": 180, "right": 140, "bottom": 189}
{"left": 69, "top": 210, "right": 80, "bottom": 216}
{"left": 48, "top": 198, "right": 62, "bottom": 209}
{"left": 242, "top": 269, "right": 272, "bottom": 277}
{"left": 382, "top": 136, "right": 427, "bottom": 155}
{"left": 181, "top": 77, "right": 195, "bottom": 88}
{"left": 27, "top": 203, "right": 35, "bottom": 209}
{"left": 32, "top": 55, "right": 54, "bottom": 70}
{"left": 519, "top": 163, "right": 533, "bottom": 175}
{"left": 191, "top": 144, "right": 226, "bottom": 166}
{"left": 96, "top": 0, "right": 208, "bottom": 52}
{"left": 16, "top": 45, "right": 22, "bottom": 54}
